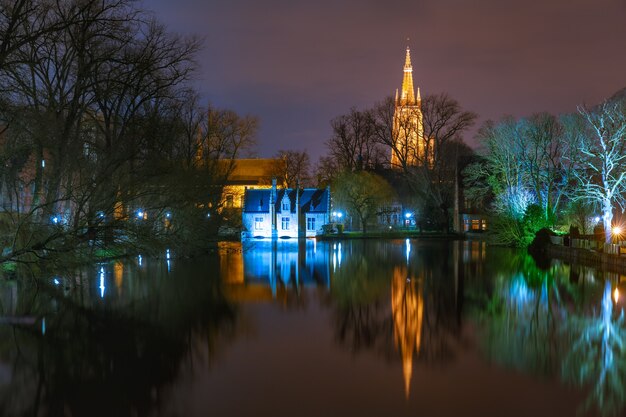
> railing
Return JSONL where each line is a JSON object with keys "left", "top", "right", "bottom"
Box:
{"left": 551, "top": 237, "right": 619, "bottom": 253}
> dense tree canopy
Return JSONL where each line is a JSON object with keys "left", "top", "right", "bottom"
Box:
{"left": 0, "top": 0, "right": 257, "bottom": 264}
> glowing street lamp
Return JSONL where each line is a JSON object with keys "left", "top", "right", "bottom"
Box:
{"left": 612, "top": 225, "right": 623, "bottom": 241}
{"left": 404, "top": 212, "right": 413, "bottom": 228}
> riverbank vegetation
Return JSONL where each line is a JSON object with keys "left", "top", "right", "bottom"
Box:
{"left": 0, "top": 0, "right": 257, "bottom": 269}
{"left": 464, "top": 90, "right": 626, "bottom": 247}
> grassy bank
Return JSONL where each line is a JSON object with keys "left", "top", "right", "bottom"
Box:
{"left": 316, "top": 230, "right": 465, "bottom": 240}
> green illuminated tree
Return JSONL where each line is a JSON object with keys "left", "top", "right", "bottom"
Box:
{"left": 332, "top": 171, "right": 394, "bottom": 233}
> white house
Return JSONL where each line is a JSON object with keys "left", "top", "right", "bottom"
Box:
{"left": 242, "top": 179, "right": 330, "bottom": 239}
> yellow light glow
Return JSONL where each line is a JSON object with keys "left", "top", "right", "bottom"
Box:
{"left": 392, "top": 266, "right": 423, "bottom": 399}
{"left": 614, "top": 288, "right": 620, "bottom": 304}
{"left": 613, "top": 226, "right": 623, "bottom": 236}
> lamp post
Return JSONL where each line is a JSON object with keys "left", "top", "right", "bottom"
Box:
{"left": 404, "top": 212, "right": 413, "bottom": 229}
{"left": 332, "top": 211, "right": 344, "bottom": 232}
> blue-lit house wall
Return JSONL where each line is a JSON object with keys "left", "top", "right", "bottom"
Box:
{"left": 242, "top": 180, "right": 330, "bottom": 239}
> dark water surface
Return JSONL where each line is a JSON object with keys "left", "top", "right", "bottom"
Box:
{"left": 0, "top": 239, "right": 624, "bottom": 417}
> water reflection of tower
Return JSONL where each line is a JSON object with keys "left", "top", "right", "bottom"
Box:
{"left": 391, "top": 265, "right": 423, "bottom": 398}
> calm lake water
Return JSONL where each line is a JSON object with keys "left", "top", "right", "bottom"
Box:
{"left": 0, "top": 239, "right": 624, "bottom": 417}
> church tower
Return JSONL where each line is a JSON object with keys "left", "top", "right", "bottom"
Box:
{"left": 391, "top": 46, "right": 425, "bottom": 168}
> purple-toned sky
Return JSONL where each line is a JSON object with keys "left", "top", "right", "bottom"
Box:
{"left": 143, "top": 0, "right": 626, "bottom": 161}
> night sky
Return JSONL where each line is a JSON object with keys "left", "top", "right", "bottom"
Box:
{"left": 143, "top": 0, "right": 626, "bottom": 161}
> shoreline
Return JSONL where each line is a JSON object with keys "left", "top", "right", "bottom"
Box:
{"left": 545, "top": 244, "right": 626, "bottom": 273}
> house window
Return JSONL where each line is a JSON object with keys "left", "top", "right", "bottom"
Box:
{"left": 471, "top": 219, "right": 480, "bottom": 230}
{"left": 307, "top": 217, "right": 315, "bottom": 231}
{"left": 282, "top": 217, "right": 290, "bottom": 230}
{"left": 282, "top": 200, "right": 290, "bottom": 211}
{"left": 255, "top": 217, "right": 263, "bottom": 230}
{"left": 225, "top": 194, "right": 234, "bottom": 208}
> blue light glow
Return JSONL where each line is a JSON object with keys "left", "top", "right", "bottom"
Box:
{"left": 337, "top": 243, "right": 342, "bottom": 267}
{"left": 41, "top": 317, "right": 46, "bottom": 335}
{"left": 99, "top": 267, "right": 105, "bottom": 298}
{"left": 136, "top": 210, "right": 144, "bottom": 219}
{"left": 509, "top": 275, "right": 532, "bottom": 308}
{"left": 53, "top": 278, "right": 60, "bottom": 285}
{"left": 406, "top": 238, "right": 411, "bottom": 263}
{"left": 138, "top": 254, "right": 143, "bottom": 266}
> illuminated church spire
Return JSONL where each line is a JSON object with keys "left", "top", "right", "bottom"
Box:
{"left": 400, "top": 46, "right": 415, "bottom": 105}
{"left": 391, "top": 45, "right": 425, "bottom": 168}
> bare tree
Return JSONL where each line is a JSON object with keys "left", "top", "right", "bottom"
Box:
{"left": 272, "top": 149, "right": 311, "bottom": 188}
{"left": 0, "top": 0, "right": 211, "bottom": 263}
{"left": 375, "top": 93, "right": 476, "bottom": 230}
{"left": 572, "top": 101, "right": 626, "bottom": 243}
{"left": 313, "top": 155, "right": 340, "bottom": 188}
{"left": 327, "top": 107, "right": 386, "bottom": 171}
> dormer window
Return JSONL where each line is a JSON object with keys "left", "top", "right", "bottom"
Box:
{"left": 282, "top": 200, "right": 290, "bottom": 211}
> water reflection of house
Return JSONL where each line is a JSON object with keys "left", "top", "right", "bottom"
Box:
{"left": 220, "top": 240, "right": 331, "bottom": 302}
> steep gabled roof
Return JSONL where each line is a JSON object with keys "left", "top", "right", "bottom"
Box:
{"left": 243, "top": 189, "right": 270, "bottom": 213}
{"left": 299, "top": 188, "right": 329, "bottom": 213}
{"left": 243, "top": 187, "right": 330, "bottom": 213}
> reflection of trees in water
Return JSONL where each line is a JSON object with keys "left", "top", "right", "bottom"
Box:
{"left": 478, "top": 253, "right": 626, "bottom": 416}
{"left": 329, "top": 241, "right": 396, "bottom": 360}
{"left": 563, "top": 280, "right": 626, "bottom": 417}
{"left": 334, "top": 301, "right": 395, "bottom": 359}
{"left": 481, "top": 268, "right": 561, "bottom": 376}
{"left": 330, "top": 240, "right": 464, "bottom": 397}
{"left": 0, "top": 258, "right": 238, "bottom": 417}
